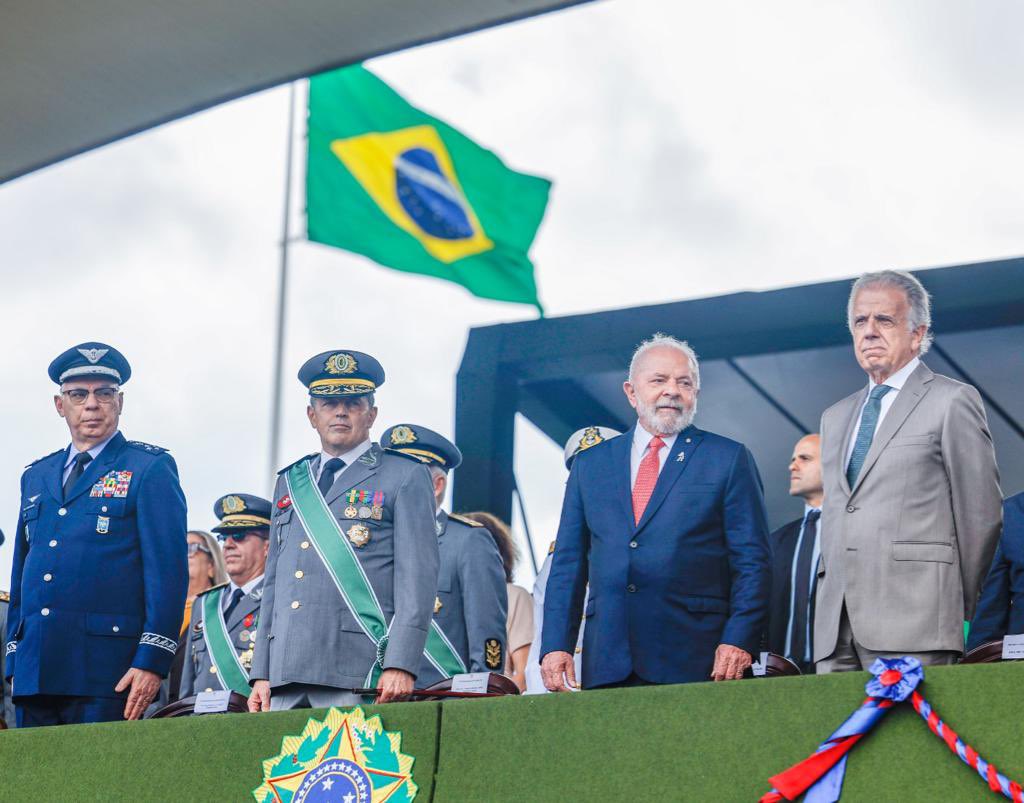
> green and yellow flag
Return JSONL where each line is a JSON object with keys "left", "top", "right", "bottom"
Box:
{"left": 306, "top": 65, "right": 551, "bottom": 312}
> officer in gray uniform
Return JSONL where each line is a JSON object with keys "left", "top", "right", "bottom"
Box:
{"left": 249, "top": 350, "right": 439, "bottom": 711}
{"left": 381, "top": 424, "right": 507, "bottom": 686}
{"left": 180, "top": 494, "right": 270, "bottom": 699}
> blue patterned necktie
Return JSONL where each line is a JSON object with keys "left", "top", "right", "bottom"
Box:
{"left": 846, "top": 384, "right": 893, "bottom": 487}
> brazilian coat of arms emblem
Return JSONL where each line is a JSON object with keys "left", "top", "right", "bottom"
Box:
{"left": 253, "top": 707, "right": 417, "bottom": 802}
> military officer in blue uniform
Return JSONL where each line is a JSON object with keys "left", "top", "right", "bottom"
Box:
{"left": 180, "top": 494, "right": 270, "bottom": 698}
{"left": 249, "top": 350, "right": 439, "bottom": 711}
{"left": 4, "top": 342, "right": 187, "bottom": 726}
{"left": 381, "top": 424, "right": 507, "bottom": 686}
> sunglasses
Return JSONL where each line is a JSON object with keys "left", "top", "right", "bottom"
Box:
{"left": 187, "top": 542, "right": 212, "bottom": 557}
{"left": 216, "top": 531, "right": 269, "bottom": 543}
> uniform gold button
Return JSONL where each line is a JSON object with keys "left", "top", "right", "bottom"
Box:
{"left": 301, "top": 541, "right": 310, "bottom": 550}
{"left": 41, "top": 607, "right": 50, "bottom": 616}
{"left": 291, "top": 600, "right": 300, "bottom": 609}
{"left": 575, "top": 647, "right": 582, "bottom": 654}
{"left": 205, "top": 688, "right": 213, "bottom": 693}
{"left": 58, "top": 508, "right": 67, "bottom": 516}
{"left": 210, "top": 665, "right": 217, "bottom": 674}
{"left": 43, "top": 573, "right": 52, "bottom": 581}
{"left": 295, "top": 570, "right": 304, "bottom": 579}
{"left": 49, "top": 539, "right": 58, "bottom": 548}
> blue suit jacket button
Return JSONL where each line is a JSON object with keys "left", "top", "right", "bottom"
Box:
{"left": 629, "top": 541, "right": 638, "bottom": 549}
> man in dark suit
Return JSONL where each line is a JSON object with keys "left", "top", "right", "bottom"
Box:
{"left": 968, "top": 492, "right": 1024, "bottom": 650}
{"left": 767, "top": 434, "right": 823, "bottom": 673}
{"left": 540, "top": 334, "right": 771, "bottom": 690}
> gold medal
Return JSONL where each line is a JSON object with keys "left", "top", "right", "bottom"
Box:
{"left": 358, "top": 505, "right": 372, "bottom": 519}
{"left": 344, "top": 506, "right": 358, "bottom": 519}
{"left": 347, "top": 524, "right": 371, "bottom": 548}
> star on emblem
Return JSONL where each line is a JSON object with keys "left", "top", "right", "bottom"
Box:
{"left": 322, "top": 778, "right": 335, "bottom": 791}
{"left": 343, "top": 794, "right": 355, "bottom": 803}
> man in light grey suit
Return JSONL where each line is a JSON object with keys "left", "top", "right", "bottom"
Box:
{"left": 815, "top": 270, "right": 1002, "bottom": 672}
{"left": 248, "top": 350, "right": 439, "bottom": 710}
{"left": 179, "top": 494, "right": 270, "bottom": 698}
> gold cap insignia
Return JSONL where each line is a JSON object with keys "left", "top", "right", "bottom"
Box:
{"left": 347, "top": 523, "right": 371, "bottom": 548}
{"left": 325, "top": 353, "right": 357, "bottom": 375}
{"left": 485, "top": 638, "right": 502, "bottom": 670}
{"left": 222, "top": 495, "right": 246, "bottom": 514}
{"left": 390, "top": 425, "right": 417, "bottom": 445}
{"left": 579, "top": 426, "right": 604, "bottom": 451}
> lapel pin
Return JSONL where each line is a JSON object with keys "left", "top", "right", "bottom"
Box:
{"left": 677, "top": 453, "right": 685, "bottom": 462}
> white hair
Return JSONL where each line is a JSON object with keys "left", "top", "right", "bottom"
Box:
{"left": 847, "top": 270, "right": 933, "bottom": 355}
{"left": 628, "top": 333, "right": 701, "bottom": 389}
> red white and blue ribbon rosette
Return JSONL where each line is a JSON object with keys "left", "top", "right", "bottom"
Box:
{"left": 760, "top": 657, "right": 1023, "bottom": 802}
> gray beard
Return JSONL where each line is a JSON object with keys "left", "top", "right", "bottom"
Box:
{"left": 637, "top": 397, "right": 696, "bottom": 436}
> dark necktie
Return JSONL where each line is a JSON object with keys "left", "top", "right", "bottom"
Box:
{"left": 223, "top": 588, "right": 245, "bottom": 620}
{"left": 788, "top": 509, "right": 821, "bottom": 666}
{"left": 63, "top": 452, "right": 93, "bottom": 500}
{"left": 846, "top": 384, "right": 892, "bottom": 487}
{"left": 318, "top": 457, "right": 345, "bottom": 496}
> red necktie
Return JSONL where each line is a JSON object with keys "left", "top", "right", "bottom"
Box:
{"left": 632, "top": 435, "right": 665, "bottom": 524}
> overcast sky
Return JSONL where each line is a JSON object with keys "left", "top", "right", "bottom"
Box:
{"left": 2, "top": 0, "right": 1024, "bottom": 586}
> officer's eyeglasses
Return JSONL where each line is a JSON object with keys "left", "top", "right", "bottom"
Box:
{"left": 187, "top": 542, "right": 212, "bottom": 557}
{"left": 216, "top": 532, "right": 268, "bottom": 543}
{"left": 62, "top": 387, "right": 120, "bottom": 406}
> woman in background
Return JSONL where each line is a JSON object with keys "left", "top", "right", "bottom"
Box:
{"left": 463, "top": 512, "right": 534, "bottom": 691}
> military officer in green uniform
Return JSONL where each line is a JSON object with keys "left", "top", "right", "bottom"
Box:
{"left": 382, "top": 424, "right": 508, "bottom": 686}
{"left": 249, "top": 350, "right": 444, "bottom": 711}
{"left": 179, "top": 494, "right": 270, "bottom": 699}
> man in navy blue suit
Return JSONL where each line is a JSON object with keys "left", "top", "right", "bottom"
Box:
{"left": 5, "top": 342, "right": 187, "bottom": 726}
{"left": 540, "top": 334, "right": 771, "bottom": 690}
{"left": 968, "top": 492, "right": 1024, "bottom": 650}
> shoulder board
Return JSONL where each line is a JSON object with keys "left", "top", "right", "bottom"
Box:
{"left": 0, "top": 590, "right": 9, "bottom": 603}
{"left": 277, "top": 453, "right": 318, "bottom": 475}
{"left": 126, "top": 440, "right": 168, "bottom": 455}
{"left": 448, "top": 512, "right": 484, "bottom": 528}
{"left": 196, "top": 582, "right": 229, "bottom": 598}
{"left": 25, "top": 448, "right": 63, "bottom": 468}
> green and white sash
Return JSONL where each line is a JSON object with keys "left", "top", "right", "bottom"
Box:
{"left": 200, "top": 587, "right": 251, "bottom": 695}
{"left": 287, "top": 459, "right": 466, "bottom": 685}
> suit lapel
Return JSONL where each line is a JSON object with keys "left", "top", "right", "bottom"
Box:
{"left": 635, "top": 427, "right": 703, "bottom": 534}
{"left": 836, "top": 393, "right": 864, "bottom": 497}
{"left": 44, "top": 447, "right": 70, "bottom": 504}
{"left": 851, "top": 362, "right": 933, "bottom": 495}
{"left": 612, "top": 426, "right": 635, "bottom": 527}
{"left": 64, "top": 432, "right": 127, "bottom": 504}
{"left": 325, "top": 444, "right": 382, "bottom": 506}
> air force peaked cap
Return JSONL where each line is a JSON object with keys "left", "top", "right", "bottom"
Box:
{"left": 48, "top": 342, "right": 131, "bottom": 385}
{"left": 563, "top": 426, "right": 621, "bottom": 469}
{"left": 212, "top": 493, "right": 272, "bottom": 533}
{"left": 381, "top": 424, "right": 463, "bottom": 471}
{"left": 298, "top": 350, "right": 384, "bottom": 398}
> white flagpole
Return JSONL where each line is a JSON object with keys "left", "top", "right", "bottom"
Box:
{"left": 268, "top": 81, "right": 298, "bottom": 492}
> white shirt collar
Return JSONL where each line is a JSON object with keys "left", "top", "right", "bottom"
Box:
{"left": 804, "top": 502, "right": 822, "bottom": 515}
{"left": 229, "top": 573, "right": 264, "bottom": 597}
{"left": 869, "top": 356, "right": 920, "bottom": 393}
{"left": 65, "top": 430, "right": 119, "bottom": 468}
{"left": 319, "top": 439, "right": 373, "bottom": 472}
{"left": 632, "top": 423, "right": 679, "bottom": 454}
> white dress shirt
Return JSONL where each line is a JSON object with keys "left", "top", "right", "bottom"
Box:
{"left": 315, "top": 439, "right": 372, "bottom": 485}
{"left": 630, "top": 425, "right": 678, "bottom": 488}
{"left": 844, "top": 356, "right": 920, "bottom": 468}
{"left": 224, "top": 573, "right": 265, "bottom": 610}
{"left": 62, "top": 430, "right": 119, "bottom": 485}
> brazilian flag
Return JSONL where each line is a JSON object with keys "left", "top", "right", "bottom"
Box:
{"left": 306, "top": 65, "right": 551, "bottom": 312}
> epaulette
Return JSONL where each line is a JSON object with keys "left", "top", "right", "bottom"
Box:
{"left": 196, "top": 581, "right": 229, "bottom": 598}
{"left": 277, "top": 453, "right": 318, "bottom": 475}
{"left": 25, "top": 448, "right": 63, "bottom": 468}
{"left": 126, "top": 440, "right": 168, "bottom": 455}
{"left": 448, "top": 512, "right": 484, "bottom": 528}
{"left": 0, "top": 590, "right": 9, "bottom": 603}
